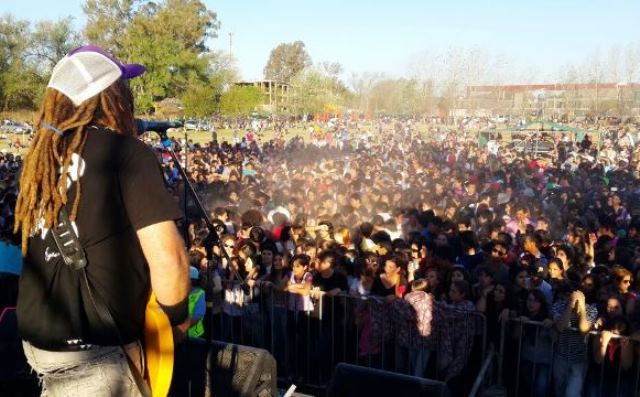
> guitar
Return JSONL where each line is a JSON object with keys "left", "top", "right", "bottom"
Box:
{"left": 144, "top": 292, "right": 174, "bottom": 397}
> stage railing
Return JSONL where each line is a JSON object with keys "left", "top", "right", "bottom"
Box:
{"left": 496, "top": 318, "right": 640, "bottom": 397}
{"left": 207, "top": 282, "right": 488, "bottom": 393}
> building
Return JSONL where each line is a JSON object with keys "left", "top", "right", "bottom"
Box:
{"left": 455, "top": 83, "right": 640, "bottom": 119}
{"left": 234, "top": 80, "right": 293, "bottom": 114}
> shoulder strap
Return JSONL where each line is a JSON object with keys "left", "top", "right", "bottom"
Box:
{"left": 50, "top": 208, "right": 87, "bottom": 270}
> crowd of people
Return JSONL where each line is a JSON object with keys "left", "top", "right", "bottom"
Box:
{"left": 145, "top": 116, "right": 640, "bottom": 395}
{"left": 4, "top": 115, "right": 640, "bottom": 395}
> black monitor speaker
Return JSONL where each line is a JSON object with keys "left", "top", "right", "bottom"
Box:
{"left": 170, "top": 338, "right": 277, "bottom": 397}
{"left": 326, "top": 363, "right": 450, "bottom": 397}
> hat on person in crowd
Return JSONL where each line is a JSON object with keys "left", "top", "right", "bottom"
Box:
{"left": 47, "top": 44, "right": 145, "bottom": 107}
{"left": 267, "top": 206, "right": 291, "bottom": 224}
{"left": 496, "top": 192, "right": 511, "bottom": 205}
{"left": 528, "top": 261, "right": 548, "bottom": 279}
{"left": 190, "top": 266, "right": 200, "bottom": 280}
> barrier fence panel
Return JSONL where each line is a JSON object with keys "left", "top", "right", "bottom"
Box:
{"left": 498, "top": 318, "right": 640, "bottom": 397}
{"left": 207, "top": 282, "right": 491, "bottom": 393}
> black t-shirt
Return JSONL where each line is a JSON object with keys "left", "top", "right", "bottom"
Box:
{"left": 313, "top": 270, "right": 348, "bottom": 293}
{"left": 370, "top": 277, "right": 395, "bottom": 297}
{"left": 312, "top": 270, "right": 348, "bottom": 321}
{"left": 17, "top": 128, "right": 182, "bottom": 348}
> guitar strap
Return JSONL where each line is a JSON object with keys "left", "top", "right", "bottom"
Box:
{"left": 51, "top": 207, "right": 152, "bottom": 397}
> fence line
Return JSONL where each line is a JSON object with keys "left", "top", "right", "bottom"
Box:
{"left": 207, "top": 282, "right": 490, "bottom": 392}
{"left": 497, "top": 318, "right": 640, "bottom": 397}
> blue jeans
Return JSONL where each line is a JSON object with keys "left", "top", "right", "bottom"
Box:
{"left": 520, "top": 360, "right": 551, "bottom": 397}
{"left": 408, "top": 348, "right": 430, "bottom": 378}
{"left": 396, "top": 346, "right": 431, "bottom": 378}
{"left": 23, "top": 341, "right": 143, "bottom": 397}
{"left": 553, "top": 355, "right": 587, "bottom": 397}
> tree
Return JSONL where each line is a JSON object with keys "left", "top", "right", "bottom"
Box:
{"left": 29, "top": 17, "right": 82, "bottom": 74}
{"left": 263, "top": 41, "right": 311, "bottom": 83}
{"left": 83, "top": 0, "right": 220, "bottom": 113}
{"left": 0, "top": 15, "right": 42, "bottom": 111}
{"left": 181, "top": 83, "right": 217, "bottom": 118}
{"left": 219, "top": 85, "right": 262, "bottom": 116}
{"left": 82, "top": 0, "right": 141, "bottom": 57}
{"left": 290, "top": 62, "right": 351, "bottom": 117}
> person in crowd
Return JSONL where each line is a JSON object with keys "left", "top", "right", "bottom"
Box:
{"left": 552, "top": 283, "right": 598, "bottom": 397}
{"left": 187, "top": 266, "right": 206, "bottom": 338}
{"left": 608, "top": 266, "right": 636, "bottom": 316}
{"left": 589, "top": 315, "right": 634, "bottom": 397}
{"left": 391, "top": 279, "right": 434, "bottom": 377}
{"left": 513, "top": 290, "right": 554, "bottom": 397}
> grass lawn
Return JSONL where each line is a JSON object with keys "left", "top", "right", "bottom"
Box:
{"left": 0, "top": 122, "right": 448, "bottom": 156}
{"left": 0, "top": 127, "right": 313, "bottom": 156}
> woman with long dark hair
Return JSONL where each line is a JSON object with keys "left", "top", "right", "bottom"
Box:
{"left": 513, "top": 289, "right": 554, "bottom": 397}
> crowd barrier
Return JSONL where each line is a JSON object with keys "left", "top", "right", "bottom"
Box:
{"left": 496, "top": 318, "right": 640, "bottom": 397}
{"left": 205, "top": 282, "right": 488, "bottom": 394}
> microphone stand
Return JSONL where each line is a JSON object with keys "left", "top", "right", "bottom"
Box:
{"left": 153, "top": 129, "right": 230, "bottom": 347}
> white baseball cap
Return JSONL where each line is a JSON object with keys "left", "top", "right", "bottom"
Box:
{"left": 47, "top": 45, "right": 145, "bottom": 106}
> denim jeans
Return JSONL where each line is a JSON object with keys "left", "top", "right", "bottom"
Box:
{"left": 553, "top": 355, "right": 587, "bottom": 397}
{"left": 23, "top": 341, "right": 143, "bottom": 397}
{"left": 520, "top": 360, "right": 551, "bottom": 397}
{"left": 395, "top": 346, "right": 431, "bottom": 378}
{"left": 408, "top": 348, "right": 431, "bottom": 378}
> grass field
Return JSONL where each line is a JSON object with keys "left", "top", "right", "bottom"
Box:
{"left": 0, "top": 121, "right": 451, "bottom": 156}
{"left": 0, "top": 127, "right": 313, "bottom": 156}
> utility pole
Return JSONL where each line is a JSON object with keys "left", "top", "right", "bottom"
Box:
{"left": 229, "top": 32, "right": 234, "bottom": 58}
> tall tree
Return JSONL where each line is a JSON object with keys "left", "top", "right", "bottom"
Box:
{"left": 263, "top": 41, "right": 311, "bottom": 83}
{"left": 28, "top": 17, "right": 82, "bottom": 74}
{"left": 0, "top": 15, "right": 42, "bottom": 111}
{"left": 85, "top": 0, "right": 220, "bottom": 113}
{"left": 290, "top": 62, "right": 349, "bottom": 116}
{"left": 82, "top": 0, "right": 141, "bottom": 57}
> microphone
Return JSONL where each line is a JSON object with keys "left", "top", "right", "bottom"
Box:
{"left": 136, "top": 119, "right": 183, "bottom": 135}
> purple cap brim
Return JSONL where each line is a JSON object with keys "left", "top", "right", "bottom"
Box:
{"left": 68, "top": 44, "right": 145, "bottom": 79}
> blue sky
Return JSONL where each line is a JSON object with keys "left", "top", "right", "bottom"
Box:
{"left": 4, "top": 1, "right": 640, "bottom": 82}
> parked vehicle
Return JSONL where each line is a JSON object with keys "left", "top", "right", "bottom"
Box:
{"left": 184, "top": 119, "right": 198, "bottom": 131}
{"left": 512, "top": 138, "right": 555, "bottom": 155}
{"left": 1, "top": 120, "right": 31, "bottom": 134}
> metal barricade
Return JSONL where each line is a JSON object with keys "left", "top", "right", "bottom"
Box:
{"left": 210, "top": 283, "right": 490, "bottom": 392}
{"left": 497, "top": 318, "right": 640, "bottom": 397}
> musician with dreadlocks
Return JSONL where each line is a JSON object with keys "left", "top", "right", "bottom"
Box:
{"left": 13, "top": 45, "right": 190, "bottom": 396}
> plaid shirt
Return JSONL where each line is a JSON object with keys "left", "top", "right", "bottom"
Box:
{"left": 391, "top": 291, "right": 434, "bottom": 349}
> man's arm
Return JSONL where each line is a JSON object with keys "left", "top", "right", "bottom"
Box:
{"left": 137, "top": 220, "right": 190, "bottom": 327}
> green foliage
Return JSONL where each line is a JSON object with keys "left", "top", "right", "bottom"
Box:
{"left": 0, "top": 15, "right": 46, "bottom": 111}
{"left": 220, "top": 85, "right": 262, "bottom": 116}
{"left": 29, "top": 17, "right": 82, "bottom": 74}
{"left": 290, "top": 63, "right": 349, "bottom": 115}
{"left": 115, "top": 0, "right": 221, "bottom": 113}
{"left": 82, "top": 0, "right": 141, "bottom": 56}
{"left": 263, "top": 41, "right": 311, "bottom": 84}
{"left": 181, "top": 83, "right": 217, "bottom": 118}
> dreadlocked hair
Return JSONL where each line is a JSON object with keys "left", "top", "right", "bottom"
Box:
{"left": 14, "top": 78, "right": 136, "bottom": 255}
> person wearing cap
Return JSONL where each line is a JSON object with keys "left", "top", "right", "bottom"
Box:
{"left": 13, "top": 45, "right": 189, "bottom": 396}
